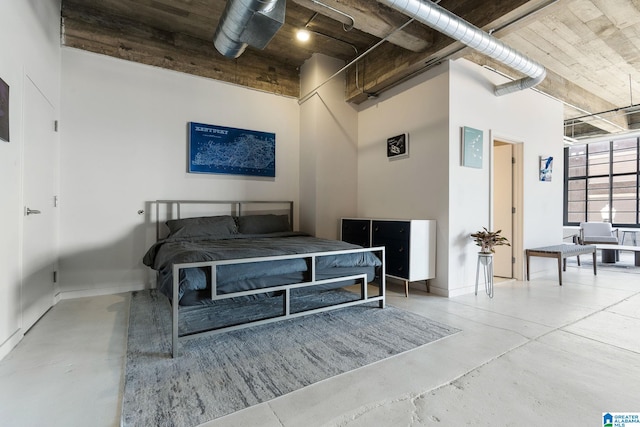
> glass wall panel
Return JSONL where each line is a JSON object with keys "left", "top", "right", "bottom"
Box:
{"left": 612, "top": 174, "right": 637, "bottom": 224}
{"left": 587, "top": 176, "right": 609, "bottom": 200}
{"left": 612, "top": 138, "right": 638, "bottom": 174}
{"left": 567, "top": 145, "right": 587, "bottom": 178}
{"left": 568, "top": 212, "right": 584, "bottom": 223}
{"left": 587, "top": 141, "right": 610, "bottom": 176}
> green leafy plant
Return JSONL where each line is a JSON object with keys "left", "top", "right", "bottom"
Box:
{"left": 470, "top": 227, "right": 511, "bottom": 253}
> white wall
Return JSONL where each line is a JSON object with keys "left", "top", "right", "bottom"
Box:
{"left": 448, "top": 59, "right": 563, "bottom": 296}
{"left": 0, "top": 0, "right": 61, "bottom": 358}
{"left": 299, "top": 54, "right": 359, "bottom": 239}
{"left": 59, "top": 48, "right": 300, "bottom": 298}
{"left": 357, "top": 64, "right": 451, "bottom": 291}
{"left": 357, "top": 58, "right": 564, "bottom": 296}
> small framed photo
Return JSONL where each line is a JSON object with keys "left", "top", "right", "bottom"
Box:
{"left": 462, "top": 126, "right": 483, "bottom": 168}
{"left": 387, "top": 133, "right": 408, "bottom": 158}
{"left": 540, "top": 155, "right": 553, "bottom": 181}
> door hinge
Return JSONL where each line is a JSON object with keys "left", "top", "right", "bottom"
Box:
{"left": 512, "top": 157, "right": 516, "bottom": 164}
{"left": 53, "top": 271, "right": 58, "bottom": 283}
{"left": 54, "top": 120, "right": 59, "bottom": 132}
{"left": 512, "top": 257, "right": 516, "bottom": 264}
{"left": 54, "top": 195, "right": 59, "bottom": 207}
{"left": 512, "top": 207, "right": 516, "bottom": 214}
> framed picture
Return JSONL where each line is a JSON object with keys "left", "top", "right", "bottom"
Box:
{"left": 540, "top": 155, "right": 553, "bottom": 181}
{"left": 0, "top": 77, "right": 9, "bottom": 142}
{"left": 387, "top": 133, "right": 408, "bottom": 158}
{"left": 188, "top": 122, "right": 275, "bottom": 177}
{"left": 462, "top": 126, "right": 483, "bottom": 168}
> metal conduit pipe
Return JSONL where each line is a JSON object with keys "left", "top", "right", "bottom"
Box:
{"left": 377, "top": 0, "right": 546, "bottom": 96}
{"left": 213, "top": 0, "right": 279, "bottom": 58}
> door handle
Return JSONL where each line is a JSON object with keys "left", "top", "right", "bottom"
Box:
{"left": 25, "top": 207, "right": 41, "bottom": 215}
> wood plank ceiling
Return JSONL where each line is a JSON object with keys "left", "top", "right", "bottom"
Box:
{"left": 61, "top": 0, "right": 640, "bottom": 140}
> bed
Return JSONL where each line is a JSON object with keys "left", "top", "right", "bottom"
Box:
{"left": 143, "top": 200, "right": 386, "bottom": 357}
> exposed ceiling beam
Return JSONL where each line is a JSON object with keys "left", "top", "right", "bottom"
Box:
{"left": 344, "top": 0, "right": 535, "bottom": 103}
{"left": 62, "top": 2, "right": 301, "bottom": 97}
{"left": 463, "top": 52, "right": 630, "bottom": 134}
{"left": 291, "top": 0, "right": 434, "bottom": 52}
{"left": 456, "top": 0, "right": 631, "bottom": 135}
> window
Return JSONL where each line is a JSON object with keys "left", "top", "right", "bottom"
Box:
{"left": 564, "top": 137, "right": 639, "bottom": 227}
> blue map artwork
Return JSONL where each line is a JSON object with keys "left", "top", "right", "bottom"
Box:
{"left": 188, "top": 122, "right": 275, "bottom": 177}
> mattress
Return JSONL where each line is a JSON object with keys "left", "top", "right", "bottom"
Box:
{"left": 143, "top": 230, "right": 382, "bottom": 304}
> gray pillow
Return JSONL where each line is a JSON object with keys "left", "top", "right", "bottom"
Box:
{"left": 237, "top": 214, "right": 291, "bottom": 234}
{"left": 166, "top": 215, "right": 237, "bottom": 238}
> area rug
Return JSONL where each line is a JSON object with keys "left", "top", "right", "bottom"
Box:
{"left": 121, "top": 290, "right": 460, "bottom": 427}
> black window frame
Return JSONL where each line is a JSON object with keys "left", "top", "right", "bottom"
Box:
{"left": 564, "top": 137, "right": 640, "bottom": 228}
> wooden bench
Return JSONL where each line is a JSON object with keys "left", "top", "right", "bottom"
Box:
{"left": 525, "top": 244, "right": 597, "bottom": 286}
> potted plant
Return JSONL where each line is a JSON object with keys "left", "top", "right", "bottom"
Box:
{"left": 470, "top": 227, "right": 511, "bottom": 254}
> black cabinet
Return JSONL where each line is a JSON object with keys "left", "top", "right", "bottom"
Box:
{"left": 341, "top": 218, "right": 436, "bottom": 296}
{"left": 372, "top": 220, "right": 410, "bottom": 279}
{"left": 341, "top": 219, "right": 371, "bottom": 247}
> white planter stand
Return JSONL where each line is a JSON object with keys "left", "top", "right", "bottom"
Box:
{"left": 475, "top": 253, "right": 494, "bottom": 298}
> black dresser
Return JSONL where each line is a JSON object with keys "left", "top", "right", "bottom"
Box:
{"left": 341, "top": 218, "right": 436, "bottom": 296}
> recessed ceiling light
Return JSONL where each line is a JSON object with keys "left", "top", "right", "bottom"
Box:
{"left": 296, "top": 29, "right": 310, "bottom": 42}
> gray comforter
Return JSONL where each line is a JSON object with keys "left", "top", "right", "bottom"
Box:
{"left": 143, "top": 232, "right": 382, "bottom": 301}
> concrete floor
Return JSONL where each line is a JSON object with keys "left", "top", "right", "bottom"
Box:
{"left": 1, "top": 264, "right": 639, "bottom": 427}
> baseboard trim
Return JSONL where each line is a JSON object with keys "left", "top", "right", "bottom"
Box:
{"left": 57, "top": 283, "right": 149, "bottom": 300}
{"left": 426, "top": 286, "right": 450, "bottom": 297}
{"left": 0, "top": 328, "right": 24, "bottom": 361}
{"left": 446, "top": 285, "right": 479, "bottom": 298}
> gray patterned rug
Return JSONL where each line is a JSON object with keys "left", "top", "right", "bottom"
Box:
{"left": 121, "top": 289, "right": 460, "bottom": 427}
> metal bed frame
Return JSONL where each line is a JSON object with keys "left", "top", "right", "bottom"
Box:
{"left": 152, "top": 200, "right": 386, "bottom": 357}
{"left": 155, "top": 199, "right": 295, "bottom": 241}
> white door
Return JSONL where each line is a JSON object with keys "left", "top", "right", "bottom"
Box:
{"left": 21, "top": 77, "right": 57, "bottom": 332}
{"left": 493, "top": 142, "right": 513, "bottom": 278}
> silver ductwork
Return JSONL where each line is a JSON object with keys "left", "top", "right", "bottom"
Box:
{"left": 213, "top": 0, "right": 285, "bottom": 59}
{"left": 378, "top": 0, "right": 546, "bottom": 95}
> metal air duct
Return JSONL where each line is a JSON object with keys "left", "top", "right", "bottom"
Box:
{"left": 213, "top": 0, "right": 285, "bottom": 59}
{"left": 377, "top": 0, "right": 546, "bottom": 95}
